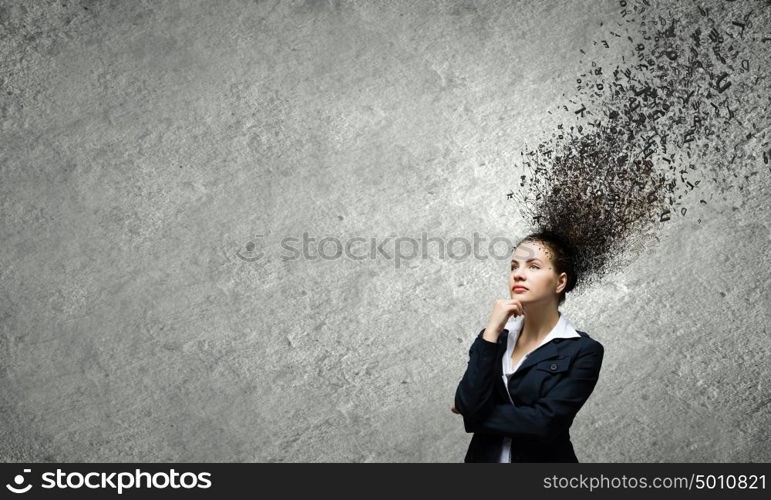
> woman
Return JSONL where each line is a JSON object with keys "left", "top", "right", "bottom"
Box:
{"left": 451, "top": 231, "right": 604, "bottom": 462}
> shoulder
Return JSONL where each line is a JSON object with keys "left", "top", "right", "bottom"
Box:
{"left": 574, "top": 330, "right": 604, "bottom": 356}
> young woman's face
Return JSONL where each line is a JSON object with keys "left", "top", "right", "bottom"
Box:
{"left": 508, "top": 240, "right": 566, "bottom": 304}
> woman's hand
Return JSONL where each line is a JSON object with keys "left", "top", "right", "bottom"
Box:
{"left": 450, "top": 405, "right": 461, "bottom": 415}
{"left": 482, "top": 298, "right": 525, "bottom": 343}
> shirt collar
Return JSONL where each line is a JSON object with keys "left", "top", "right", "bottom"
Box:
{"left": 503, "top": 311, "right": 581, "bottom": 349}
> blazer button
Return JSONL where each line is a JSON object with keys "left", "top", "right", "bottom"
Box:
{"left": 549, "top": 363, "right": 558, "bottom": 371}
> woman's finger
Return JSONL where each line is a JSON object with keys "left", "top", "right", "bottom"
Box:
{"left": 508, "top": 302, "right": 523, "bottom": 316}
{"left": 508, "top": 299, "right": 525, "bottom": 316}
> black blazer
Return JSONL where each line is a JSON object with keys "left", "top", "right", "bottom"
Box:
{"left": 454, "top": 326, "right": 604, "bottom": 463}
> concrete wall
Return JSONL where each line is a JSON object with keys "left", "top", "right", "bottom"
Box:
{"left": 1, "top": 0, "right": 768, "bottom": 462}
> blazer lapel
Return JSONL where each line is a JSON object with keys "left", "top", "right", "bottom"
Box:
{"left": 516, "top": 341, "right": 561, "bottom": 373}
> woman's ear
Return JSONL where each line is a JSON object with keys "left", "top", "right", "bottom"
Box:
{"left": 555, "top": 272, "right": 568, "bottom": 294}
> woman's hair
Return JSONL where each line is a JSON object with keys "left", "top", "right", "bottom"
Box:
{"left": 515, "top": 230, "right": 578, "bottom": 306}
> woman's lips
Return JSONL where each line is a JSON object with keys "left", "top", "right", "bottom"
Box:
{"left": 512, "top": 287, "right": 528, "bottom": 293}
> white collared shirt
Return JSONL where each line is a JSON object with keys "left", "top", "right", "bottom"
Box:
{"left": 498, "top": 312, "right": 581, "bottom": 463}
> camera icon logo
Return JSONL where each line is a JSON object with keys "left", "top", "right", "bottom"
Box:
{"left": 6, "top": 469, "right": 32, "bottom": 494}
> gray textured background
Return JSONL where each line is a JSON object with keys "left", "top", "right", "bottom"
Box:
{"left": 1, "top": 0, "right": 769, "bottom": 462}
